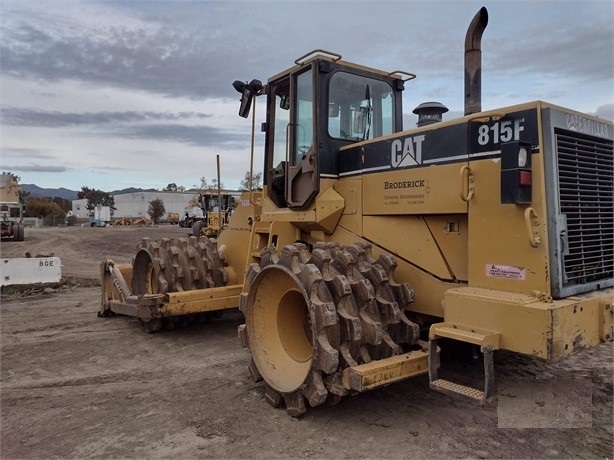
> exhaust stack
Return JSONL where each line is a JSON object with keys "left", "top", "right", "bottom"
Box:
{"left": 464, "top": 7, "right": 488, "bottom": 115}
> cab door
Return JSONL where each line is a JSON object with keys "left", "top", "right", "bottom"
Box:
{"left": 263, "top": 65, "right": 319, "bottom": 209}
{"left": 285, "top": 66, "right": 319, "bottom": 208}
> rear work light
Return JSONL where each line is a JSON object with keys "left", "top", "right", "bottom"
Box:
{"left": 501, "top": 141, "right": 533, "bottom": 204}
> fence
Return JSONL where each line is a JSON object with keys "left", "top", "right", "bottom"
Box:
{"left": 21, "top": 216, "right": 91, "bottom": 228}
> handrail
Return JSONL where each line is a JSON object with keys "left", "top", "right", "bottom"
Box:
{"left": 295, "top": 49, "right": 342, "bottom": 65}
{"left": 387, "top": 70, "right": 416, "bottom": 82}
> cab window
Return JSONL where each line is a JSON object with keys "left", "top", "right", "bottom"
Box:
{"left": 328, "top": 72, "right": 395, "bottom": 141}
{"left": 271, "top": 79, "right": 290, "bottom": 168}
{"left": 293, "top": 70, "right": 314, "bottom": 165}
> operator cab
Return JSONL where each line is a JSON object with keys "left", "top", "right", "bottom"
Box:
{"left": 236, "top": 50, "right": 411, "bottom": 209}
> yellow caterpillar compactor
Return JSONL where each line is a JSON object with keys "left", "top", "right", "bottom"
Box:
{"left": 100, "top": 8, "right": 613, "bottom": 416}
{"left": 192, "top": 193, "right": 234, "bottom": 238}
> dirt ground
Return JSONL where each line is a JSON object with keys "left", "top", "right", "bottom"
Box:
{"left": 1, "top": 226, "right": 612, "bottom": 459}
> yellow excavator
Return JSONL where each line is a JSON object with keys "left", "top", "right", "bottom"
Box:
{"left": 100, "top": 7, "right": 613, "bottom": 416}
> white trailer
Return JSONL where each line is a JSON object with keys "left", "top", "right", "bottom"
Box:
{"left": 90, "top": 206, "right": 111, "bottom": 227}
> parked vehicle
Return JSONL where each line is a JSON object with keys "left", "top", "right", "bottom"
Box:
{"left": 90, "top": 206, "right": 111, "bottom": 227}
{"left": 0, "top": 174, "right": 25, "bottom": 241}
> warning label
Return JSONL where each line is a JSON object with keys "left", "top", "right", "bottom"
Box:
{"left": 485, "top": 264, "right": 525, "bottom": 280}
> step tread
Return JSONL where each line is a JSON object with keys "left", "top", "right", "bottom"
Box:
{"left": 430, "top": 378, "right": 484, "bottom": 401}
{"left": 430, "top": 323, "right": 500, "bottom": 349}
{"left": 433, "top": 325, "right": 490, "bottom": 340}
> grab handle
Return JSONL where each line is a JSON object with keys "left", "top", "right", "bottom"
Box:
{"left": 459, "top": 165, "right": 474, "bottom": 202}
{"left": 524, "top": 207, "right": 541, "bottom": 248}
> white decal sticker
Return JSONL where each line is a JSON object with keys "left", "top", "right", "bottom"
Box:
{"left": 485, "top": 264, "right": 525, "bottom": 280}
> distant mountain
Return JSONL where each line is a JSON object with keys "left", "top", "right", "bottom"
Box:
{"left": 110, "top": 187, "right": 160, "bottom": 195}
{"left": 22, "top": 184, "right": 79, "bottom": 201}
{"left": 21, "top": 184, "right": 178, "bottom": 200}
{"left": 110, "top": 187, "right": 199, "bottom": 195}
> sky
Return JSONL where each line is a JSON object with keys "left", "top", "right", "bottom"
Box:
{"left": 1, "top": 0, "right": 613, "bottom": 192}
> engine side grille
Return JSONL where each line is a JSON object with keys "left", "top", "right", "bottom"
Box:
{"left": 556, "top": 129, "right": 613, "bottom": 287}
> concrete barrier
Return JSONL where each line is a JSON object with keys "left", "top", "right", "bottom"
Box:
{"left": 1, "top": 257, "right": 62, "bottom": 286}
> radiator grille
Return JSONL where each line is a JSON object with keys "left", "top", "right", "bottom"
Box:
{"left": 556, "top": 129, "right": 613, "bottom": 287}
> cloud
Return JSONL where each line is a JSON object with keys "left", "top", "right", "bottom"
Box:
{"left": 1, "top": 2, "right": 254, "bottom": 100}
{"left": 594, "top": 104, "right": 614, "bottom": 122}
{"left": 488, "top": 22, "right": 613, "bottom": 83}
{"left": 0, "top": 147, "right": 56, "bottom": 159}
{"left": 0, "top": 163, "right": 69, "bottom": 173}
{"left": 0, "top": 107, "right": 211, "bottom": 127}
{"left": 109, "top": 123, "right": 248, "bottom": 148}
{"left": 0, "top": 107, "right": 243, "bottom": 150}
{"left": 0, "top": 2, "right": 472, "bottom": 102}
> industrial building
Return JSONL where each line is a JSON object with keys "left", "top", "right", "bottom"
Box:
{"left": 71, "top": 190, "right": 241, "bottom": 220}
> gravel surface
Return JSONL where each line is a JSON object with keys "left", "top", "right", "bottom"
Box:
{"left": 1, "top": 226, "right": 612, "bottom": 459}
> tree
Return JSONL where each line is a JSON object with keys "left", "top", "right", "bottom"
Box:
{"left": 189, "top": 176, "right": 226, "bottom": 207}
{"left": 162, "top": 183, "right": 187, "bottom": 192}
{"left": 195, "top": 176, "right": 224, "bottom": 191}
{"left": 195, "top": 177, "right": 209, "bottom": 190}
{"left": 81, "top": 188, "right": 116, "bottom": 215}
{"left": 147, "top": 198, "right": 165, "bottom": 224}
{"left": 25, "top": 197, "right": 66, "bottom": 224}
{"left": 51, "top": 197, "right": 71, "bottom": 213}
{"left": 19, "top": 189, "right": 30, "bottom": 205}
{"left": 77, "top": 186, "right": 93, "bottom": 200}
{"left": 239, "top": 170, "right": 263, "bottom": 191}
